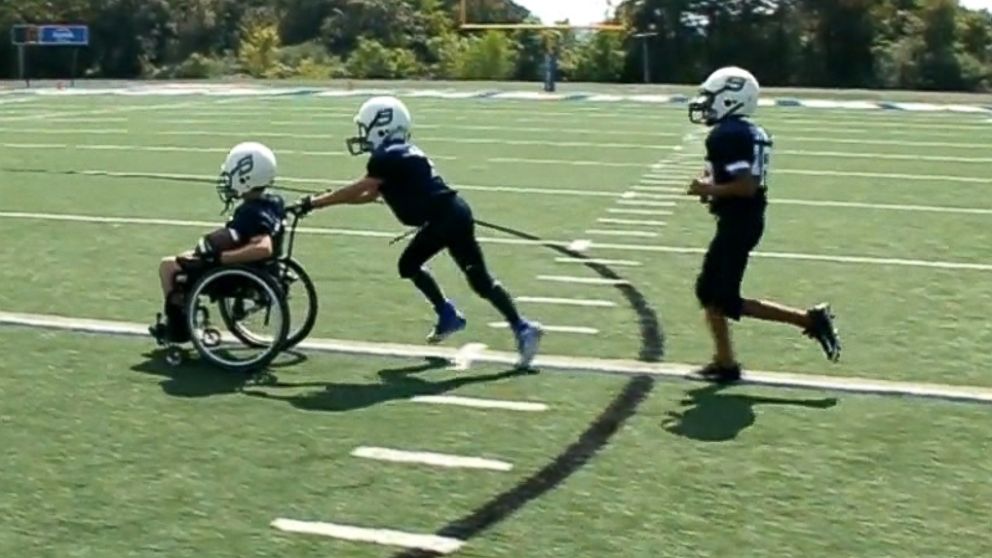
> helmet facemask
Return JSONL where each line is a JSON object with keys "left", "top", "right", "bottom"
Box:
{"left": 347, "top": 107, "right": 406, "bottom": 156}
{"left": 688, "top": 75, "right": 750, "bottom": 126}
{"left": 217, "top": 154, "right": 257, "bottom": 213}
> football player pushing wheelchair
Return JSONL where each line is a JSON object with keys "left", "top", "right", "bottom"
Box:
{"left": 150, "top": 141, "right": 317, "bottom": 372}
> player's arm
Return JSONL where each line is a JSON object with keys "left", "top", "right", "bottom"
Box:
{"left": 309, "top": 176, "right": 382, "bottom": 209}
{"left": 689, "top": 132, "right": 760, "bottom": 199}
{"left": 219, "top": 235, "right": 274, "bottom": 264}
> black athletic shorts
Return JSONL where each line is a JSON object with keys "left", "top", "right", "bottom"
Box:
{"left": 695, "top": 212, "right": 765, "bottom": 320}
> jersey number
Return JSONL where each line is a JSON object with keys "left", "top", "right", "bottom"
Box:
{"left": 407, "top": 145, "right": 439, "bottom": 178}
{"left": 752, "top": 128, "right": 772, "bottom": 188}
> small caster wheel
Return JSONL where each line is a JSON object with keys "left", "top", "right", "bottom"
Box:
{"left": 165, "top": 347, "right": 184, "bottom": 366}
{"left": 202, "top": 328, "right": 222, "bottom": 348}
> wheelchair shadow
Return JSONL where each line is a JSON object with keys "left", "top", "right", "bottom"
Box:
{"left": 130, "top": 349, "right": 308, "bottom": 398}
{"left": 662, "top": 383, "right": 838, "bottom": 442}
{"left": 242, "top": 357, "right": 535, "bottom": 413}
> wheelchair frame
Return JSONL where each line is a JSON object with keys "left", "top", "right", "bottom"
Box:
{"left": 155, "top": 209, "right": 319, "bottom": 373}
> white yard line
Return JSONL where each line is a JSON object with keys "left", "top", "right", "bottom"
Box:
{"left": 351, "top": 446, "right": 513, "bottom": 471}
{"left": 0, "top": 127, "right": 126, "bottom": 135}
{"left": 537, "top": 275, "right": 631, "bottom": 285}
{"left": 449, "top": 342, "right": 488, "bottom": 371}
{"left": 3, "top": 311, "right": 992, "bottom": 405}
{"left": 3, "top": 210, "right": 990, "bottom": 270}
{"left": 517, "top": 296, "right": 618, "bottom": 307}
{"left": 270, "top": 519, "right": 464, "bottom": 554}
{"left": 597, "top": 218, "right": 667, "bottom": 227}
{"left": 567, "top": 239, "right": 592, "bottom": 252}
{"left": 7, "top": 169, "right": 620, "bottom": 200}
{"left": 615, "top": 200, "right": 678, "bottom": 207}
{"left": 487, "top": 322, "right": 599, "bottom": 335}
{"left": 772, "top": 198, "right": 992, "bottom": 215}
{"left": 621, "top": 191, "right": 681, "bottom": 200}
{"left": 589, "top": 242, "right": 992, "bottom": 271}
{"left": 584, "top": 229, "right": 659, "bottom": 238}
{"left": 0, "top": 98, "right": 241, "bottom": 123}
{"left": 631, "top": 185, "right": 683, "bottom": 193}
{"left": 48, "top": 167, "right": 992, "bottom": 215}
{"left": 554, "top": 256, "right": 643, "bottom": 266}
{"left": 607, "top": 208, "right": 674, "bottom": 216}
{"left": 410, "top": 395, "right": 548, "bottom": 412}
{"left": 777, "top": 168, "right": 987, "bottom": 184}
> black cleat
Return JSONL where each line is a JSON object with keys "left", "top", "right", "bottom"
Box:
{"left": 805, "top": 303, "right": 841, "bottom": 362}
{"left": 696, "top": 362, "right": 742, "bottom": 384}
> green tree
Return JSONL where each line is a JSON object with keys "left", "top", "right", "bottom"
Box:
{"left": 572, "top": 31, "right": 626, "bottom": 82}
{"left": 239, "top": 21, "right": 283, "bottom": 78}
{"left": 459, "top": 30, "right": 517, "bottom": 79}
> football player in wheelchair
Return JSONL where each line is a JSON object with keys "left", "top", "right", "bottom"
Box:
{"left": 150, "top": 141, "right": 318, "bottom": 372}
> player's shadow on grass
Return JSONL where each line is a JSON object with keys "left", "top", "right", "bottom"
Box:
{"left": 130, "top": 349, "right": 308, "bottom": 398}
{"left": 241, "top": 357, "right": 532, "bottom": 413}
{"left": 662, "top": 383, "right": 837, "bottom": 442}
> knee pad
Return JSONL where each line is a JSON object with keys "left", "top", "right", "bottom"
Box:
{"left": 465, "top": 265, "right": 496, "bottom": 297}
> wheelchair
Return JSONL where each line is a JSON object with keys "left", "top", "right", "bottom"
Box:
{"left": 153, "top": 209, "right": 319, "bottom": 373}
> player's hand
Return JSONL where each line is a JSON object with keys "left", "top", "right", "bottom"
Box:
{"left": 288, "top": 195, "right": 315, "bottom": 217}
{"left": 687, "top": 178, "right": 711, "bottom": 197}
{"left": 192, "top": 239, "right": 220, "bottom": 265}
{"left": 177, "top": 255, "right": 214, "bottom": 274}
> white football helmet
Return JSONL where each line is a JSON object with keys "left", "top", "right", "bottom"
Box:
{"left": 689, "top": 66, "right": 760, "bottom": 125}
{"left": 217, "top": 141, "right": 277, "bottom": 209}
{"left": 346, "top": 96, "right": 412, "bottom": 155}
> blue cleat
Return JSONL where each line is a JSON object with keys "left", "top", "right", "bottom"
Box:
{"left": 514, "top": 321, "right": 544, "bottom": 369}
{"left": 426, "top": 302, "right": 467, "bottom": 345}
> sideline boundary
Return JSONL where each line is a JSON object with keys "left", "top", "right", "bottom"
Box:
{"left": 2, "top": 310, "right": 991, "bottom": 405}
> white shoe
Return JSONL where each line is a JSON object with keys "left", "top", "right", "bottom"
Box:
{"left": 514, "top": 322, "right": 544, "bottom": 369}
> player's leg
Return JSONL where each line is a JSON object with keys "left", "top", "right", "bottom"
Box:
{"left": 159, "top": 256, "right": 180, "bottom": 298}
{"left": 742, "top": 299, "right": 840, "bottom": 362}
{"left": 445, "top": 198, "right": 543, "bottom": 367}
{"left": 152, "top": 253, "right": 193, "bottom": 343}
{"left": 741, "top": 299, "right": 809, "bottom": 328}
{"left": 704, "top": 307, "right": 736, "bottom": 367}
{"left": 694, "top": 222, "right": 753, "bottom": 383}
{"left": 398, "top": 224, "right": 466, "bottom": 343}
{"left": 736, "top": 209, "right": 840, "bottom": 361}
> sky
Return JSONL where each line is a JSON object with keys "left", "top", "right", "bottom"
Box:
{"left": 960, "top": 0, "right": 992, "bottom": 9}
{"left": 516, "top": 0, "right": 992, "bottom": 25}
{"left": 515, "top": 0, "right": 616, "bottom": 25}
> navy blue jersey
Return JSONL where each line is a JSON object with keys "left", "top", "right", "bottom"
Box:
{"left": 367, "top": 140, "right": 457, "bottom": 227}
{"left": 705, "top": 117, "right": 771, "bottom": 217}
{"left": 226, "top": 193, "right": 285, "bottom": 243}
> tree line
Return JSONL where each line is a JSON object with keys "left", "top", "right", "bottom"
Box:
{"left": 2, "top": 0, "right": 990, "bottom": 91}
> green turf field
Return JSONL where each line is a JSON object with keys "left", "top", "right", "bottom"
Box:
{"left": 1, "top": 90, "right": 990, "bottom": 557}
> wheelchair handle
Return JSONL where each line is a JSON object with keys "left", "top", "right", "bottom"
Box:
{"left": 283, "top": 211, "right": 302, "bottom": 261}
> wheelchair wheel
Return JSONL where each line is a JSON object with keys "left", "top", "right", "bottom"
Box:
{"left": 186, "top": 266, "right": 289, "bottom": 373}
{"left": 278, "top": 258, "right": 319, "bottom": 349}
{"left": 219, "top": 258, "right": 318, "bottom": 350}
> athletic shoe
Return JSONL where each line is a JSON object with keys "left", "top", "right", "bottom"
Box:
{"left": 426, "top": 302, "right": 467, "bottom": 344}
{"left": 805, "top": 303, "right": 841, "bottom": 362}
{"left": 514, "top": 321, "right": 544, "bottom": 369}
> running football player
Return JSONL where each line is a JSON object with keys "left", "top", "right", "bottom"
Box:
{"left": 294, "top": 96, "right": 544, "bottom": 368}
{"left": 686, "top": 67, "right": 841, "bottom": 383}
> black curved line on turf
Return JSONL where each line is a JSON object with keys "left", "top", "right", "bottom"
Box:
{"left": 391, "top": 375, "right": 656, "bottom": 558}
{"left": 477, "top": 219, "right": 665, "bottom": 362}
